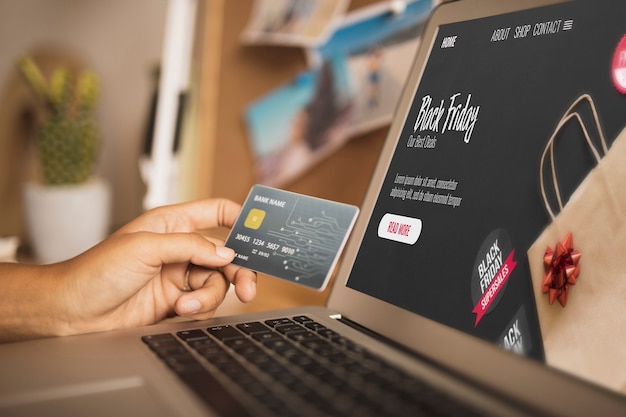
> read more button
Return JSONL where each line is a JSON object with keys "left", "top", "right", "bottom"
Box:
{"left": 378, "top": 213, "right": 422, "bottom": 245}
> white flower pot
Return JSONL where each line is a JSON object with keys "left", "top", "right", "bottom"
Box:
{"left": 23, "top": 178, "right": 111, "bottom": 264}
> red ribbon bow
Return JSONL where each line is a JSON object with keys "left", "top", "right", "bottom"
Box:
{"left": 542, "top": 232, "right": 581, "bottom": 307}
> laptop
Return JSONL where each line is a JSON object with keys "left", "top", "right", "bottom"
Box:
{"left": 1, "top": 0, "right": 625, "bottom": 416}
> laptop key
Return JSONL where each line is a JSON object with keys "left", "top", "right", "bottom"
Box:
{"left": 207, "top": 325, "right": 245, "bottom": 341}
{"left": 261, "top": 338, "right": 293, "bottom": 353}
{"left": 287, "top": 330, "right": 319, "bottom": 343}
{"left": 141, "top": 333, "right": 176, "bottom": 343}
{"left": 316, "top": 328, "right": 340, "bottom": 339}
{"left": 292, "top": 315, "right": 313, "bottom": 323}
{"left": 264, "top": 318, "right": 294, "bottom": 327}
{"left": 142, "top": 333, "right": 190, "bottom": 358}
{"left": 274, "top": 323, "right": 304, "bottom": 334}
{"left": 224, "top": 337, "right": 256, "bottom": 350}
{"left": 176, "top": 329, "right": 209, "bottom": 342}
{"left": 236, "top": 321, "right": 271, "bottom": 335}
{"left": 304, "top": 321, "right": 326, "bottom": 331}
{"left": 252, "top": 331, "right": 283, "bottom": 343}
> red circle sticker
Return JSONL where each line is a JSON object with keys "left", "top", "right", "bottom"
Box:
{"left": 612, "top": 35, "right": 626, "bottom": 94}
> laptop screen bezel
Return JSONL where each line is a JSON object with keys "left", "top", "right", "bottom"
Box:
{"left": 327, "top": 0, "right": 625, "bottom": 415}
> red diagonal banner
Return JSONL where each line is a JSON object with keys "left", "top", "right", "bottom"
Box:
{"left": 472, "top": 250, "right": 517, "bottom": 327}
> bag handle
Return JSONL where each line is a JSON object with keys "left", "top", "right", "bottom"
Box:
{"left": 539, "top": 94, "right": 609, "bottom": 219}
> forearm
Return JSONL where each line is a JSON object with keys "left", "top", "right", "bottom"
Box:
{"left": 0, "top": 262, "right": 72, "bottom": 343}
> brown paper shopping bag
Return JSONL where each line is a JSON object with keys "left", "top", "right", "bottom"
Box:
{"left": 527, "top": 94, "right": 626, "bottom": 394}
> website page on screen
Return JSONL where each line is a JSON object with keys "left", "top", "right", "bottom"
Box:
{"left": 347, "top": 0, "right": 626, "bottom": 394}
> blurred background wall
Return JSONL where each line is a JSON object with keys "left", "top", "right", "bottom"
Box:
{"left": 0, "top": 0, "right": 168, "bottom": 233}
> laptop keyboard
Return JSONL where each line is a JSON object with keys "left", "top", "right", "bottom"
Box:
{"left": 142, "top": 316, "right": 485, "bottom": 417}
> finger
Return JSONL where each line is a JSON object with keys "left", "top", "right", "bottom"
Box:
{"left": 175, "top": 269, "right": 230, "bottom": 320}
{"left": 182, "top": 262, "right": 221, "bottom": 292}
{"left": 221, "top": 263, "right": 257, "bottom": 303}
{"left": 162, "top": 198, "right": 242, "bottom": 230}
{"left": 128, "top": 231, "right": 236, "bottom": 269}
{"left": 116, "top": 198, "right": 242, "bottom": 235}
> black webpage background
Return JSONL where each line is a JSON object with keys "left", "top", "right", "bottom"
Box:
{"left": 346, "top": 0, "right": 626, "bottom": 360}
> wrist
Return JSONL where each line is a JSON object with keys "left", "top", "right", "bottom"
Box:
{"left": 0, "top": 262, "right": 74, "bottom": 342}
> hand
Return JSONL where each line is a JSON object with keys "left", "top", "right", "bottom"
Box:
{"left": 54, "top": 198, "right": 257, "bottom": 335}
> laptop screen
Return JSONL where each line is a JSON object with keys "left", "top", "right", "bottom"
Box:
{"left": 345, "top": 0, "right": 626, "bottom": 395}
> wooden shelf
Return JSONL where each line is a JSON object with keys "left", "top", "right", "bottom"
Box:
{"left": 182, "top": 0, "right": 387, "bottom": 313}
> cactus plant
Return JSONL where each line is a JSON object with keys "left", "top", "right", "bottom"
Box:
{"left": 18, "top": 56, "right": 100, "bottom": 185}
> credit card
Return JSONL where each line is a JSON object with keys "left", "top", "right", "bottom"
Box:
{"left": 225, "top": 185, "right": 359, "bottom": 290}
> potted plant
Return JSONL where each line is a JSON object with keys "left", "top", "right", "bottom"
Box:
{"left": 18, "top": 56, "right": 111, "bottom": 263}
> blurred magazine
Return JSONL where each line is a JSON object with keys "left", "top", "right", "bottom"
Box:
{"left": 244, "top": 0, "right": 436, "bottom": 187}
{"left": 241, "top": 0, "right": 348, "bottom": 47}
